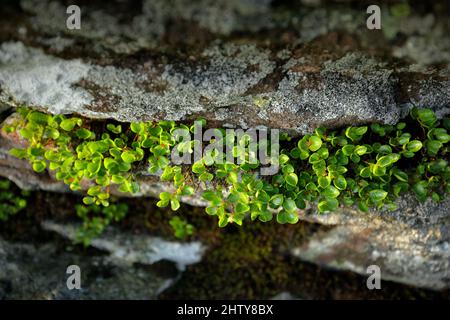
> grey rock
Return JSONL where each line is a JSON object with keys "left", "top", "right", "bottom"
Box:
{"left": 292, "top": 194, "right": 450, "bottom": 291}
{"left": 271, "top": 291, "right": 300, "bottom": 300}
{"left": 0, "top": 42, "right": 92, "bottom": 114}
{"left": 41, "top": 221, "right": 206, "bottom": 271}
{"left": 0, "top": 1, "right": 449, "bottom": 134}
{"left": 0, "top": 219, "right": 206, "bottom": 299}
{"left": 0, "top": 236, "right": 172, "bottom": 299}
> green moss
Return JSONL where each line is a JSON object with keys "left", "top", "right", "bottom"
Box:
{"left": 160, "top": 221, "right": 312, "bottom": 299}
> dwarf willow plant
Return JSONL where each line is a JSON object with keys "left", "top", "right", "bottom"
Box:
{"left": 0, "top": 179, "right": 28, "bottom": 221}
{"left": 2, "top": 107, "right": 449, "bottom": 229}
{"left": 169, "top": 216, "right": 194, "bottom": 239}
{"left": 75, "top": 203, "right": 128, "bottom": 246}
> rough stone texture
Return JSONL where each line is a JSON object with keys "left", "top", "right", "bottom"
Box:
{"left": 0, "top": 222, "right": 205, "bottom": 299}
{"left": 0, "top": 0, "right": 449, "bottom": 134}
{"left": 0, "top": 236, "right": 171, "bottom": 299}
{"left": 42, "top": 220, "right": 205, "bottom": 271}
{"left": 0, "top": 0, "right": 449, "bottom": 294}
{"left": 293, "top": 194, "right": 450, "bottom": 291}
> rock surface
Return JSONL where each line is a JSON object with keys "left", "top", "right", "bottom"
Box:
{"left": 293, "top": 194, "right": 450, "bottom": 290}
{"left": 0, "top": 0, "right": 449, "bottom": 134}
{"left": 0, "top": 222, "right": 205, "bottom": 299}
{"left": 0, "top": 0, "right": 449, "bottom": 294}
{"left": 0, "top": 236, "right": 171, "bottom": 299}
{"left": 42, "top": 220, "right": 205, "bottom": 271}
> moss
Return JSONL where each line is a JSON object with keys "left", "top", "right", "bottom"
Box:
{"left": 159, "top": 214, "right": 450, "bottom": 299}
{"left": 159, "top": 219, "right": 323, "bottom": 299}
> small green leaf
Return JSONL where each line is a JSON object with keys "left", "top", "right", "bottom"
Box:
{"left": 156, "top": 200, "right": 169, "bottom": 208}
{"left": 192, "top": 161, "right": 206, "bottom": 174}
{"left": 82, "top": 196, "right": 95, "bottom": 205}
{"left": 236, "top": 202, "right": 250, "bottom": 214}
{"left": 60, "top": 119, "right": 78, "bottom": 131}
{"left": 199, "top": 172, "right": 214, "bottom": 182}
{"left": 417, "top": 108, "right": 437, "bottom": 128}
{"left": 87, "top": 185, "right": 102, "bottom": 196}
{"left": 130, "top": 122, "right": 144, "bottom": 134}
{"left": 44, "top": 127, "right": 60, "bottom": 139}
{"left": 318, "top": 198, "right": 339, "bottom": 212}
{"left": 354, "top": 145, "right": 367, "bottom": 156}
{"left": 32, "top": 160, "right": 46, "bottom": 173}
{"left": 283, "top": 198, "right": 297, "bottom": 212}
{"left": 285, "top": 172, "right": 298, "bottom": 186}
{"left": 308, "top": 136, "right": 322, "bottom": 152}
{"left": 360, "top": 166, "right": 371, "bottom": 178}
{"left": 358, "top": 200, "right": 369, "bottom": 212}
{"left": 318, "top": 176, "right": 331, "bottom": 188}
{"left": 369, "top": 189, "right": 388, "bottom": 202}
{"left": 322, "top": 185, "right": 340, "bottom": 198}
{"left": 106, "top": 124, "right": 122, "bottom": 134}
{"left": 27, "top": 111, "right": 50, "bottom": 125}
{"left": 170, "top": 198, "right": 180, "bottom": 211}
{"left": 334, "top": 175, "right": 347, "bottom": 190}
{"left": 392, "top": 169, "right": 408, "bottom": 182}
{"left": 285, "top": 211, "right": 299, "bottom": 224}
{"left": 111, "top": 175, "right": 125, "bottom": 184}
{"left": 279, "top": 154, "right": 290, "bottom": 165}
{"left": 270, "top": 194, "right": 284, "bottom": 208}
{"left": 427, "top": 159, "right": 447, "bottom": 174}
{"left": 412, "top": 181, "right": 428, "bottom": 201}
{"left": 121, "top": 151, "right": 137, "bottom": 163}
{"left": 345, "top": 126, "right": 367, "bottom": 141}
{"left": 259, "top": 210, "right": 273, "bottom": 222}
{"left": 377, "top": 153, "right": 400, "bottom": 167}
{"left": 276, "top": 211, "right": 287, "bottom": 224}
{"left": 342, "top": 145, "right": 355, "bottom": 156}
{"left": 218, "top": 215, "right": 229, "bottom": 228}
{"left": 406, "top": 140, "right": 422, "bottom": 152}
{"left": 426, "top": 140, "right": 442, "bottom": 156}
{"left": 76, "top": 128, "right": 94, "bottom": 139}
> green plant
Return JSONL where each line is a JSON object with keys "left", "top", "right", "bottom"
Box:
{"left": 169, "top": 216, "right": 194, "bottom": 239}
{"left": 0, "top": 179, "right": 28, "bottom": 221}
{"left": 3, "top": 107, "right": 449, "bottom": 231}
{"left": 75, "top": 202, "right": 128, "bottom": 246}
{"left": 390, "top": 2, "right": 411, "bottom": 18}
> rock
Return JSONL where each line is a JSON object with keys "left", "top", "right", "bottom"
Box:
{"left": 0, "top": 219, "right": 206, "bottom": 299}
{"left": 0, "top": 1, "right": 448, "bottom": 134}
{"left": 271, "top": 291, "right": 300, "bottom": 300}
{"left": 0, "top": 236, "right": 172, "bottom": 299}
{"left": 292, "top": 194, "right": 450, "bottom": 291}
{"left": 41, "top": 220, "right": 206, "bottom": 271}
